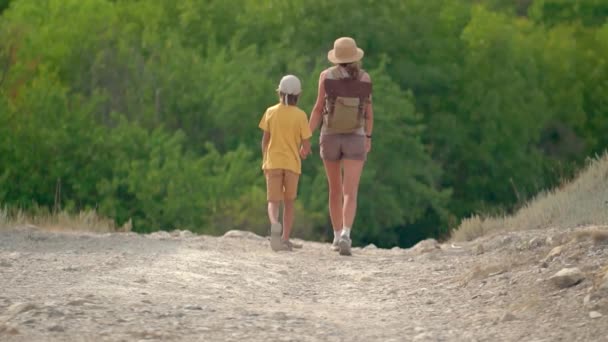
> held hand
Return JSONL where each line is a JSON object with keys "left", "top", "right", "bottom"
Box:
{"left": 299, "top": 145, "right": 311, "bottom": 159}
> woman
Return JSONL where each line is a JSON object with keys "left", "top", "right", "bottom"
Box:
{"left": 307, "top": 37, "right": 373, "bottom": 256}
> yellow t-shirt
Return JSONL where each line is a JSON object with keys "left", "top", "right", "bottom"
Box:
{"left": 259, "top": 103, "right": 312, "bottom": 174}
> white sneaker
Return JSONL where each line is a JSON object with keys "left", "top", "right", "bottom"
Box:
{"left": 330, "top": 239, "right": 340, "bottom": 252}
{"left": 338, "top": 236, "right": 352, "bottom": 256}
{"left": 270, "top": 223, "right": 282, "bottom": 251}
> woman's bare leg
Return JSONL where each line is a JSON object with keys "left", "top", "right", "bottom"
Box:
{"left": 323, "top": 159, "right": 343, "bottom": 234}
{"left": 342, "top": 159, "right": 365, "bottom": 228}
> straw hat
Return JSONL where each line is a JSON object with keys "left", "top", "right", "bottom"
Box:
{"left": 327, "top": 37, "right": 364, "bottom": 64}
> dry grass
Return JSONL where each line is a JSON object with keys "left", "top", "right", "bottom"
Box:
{"left": 0, "top": 206, "right": 127, "bottom": 233}
{"left": 452, "top": 152, "right": 608, "bottom": 242}
{"left": 573, "top": 229, "right": 608, "bottom": 245}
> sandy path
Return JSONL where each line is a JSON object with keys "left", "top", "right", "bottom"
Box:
{"left": 0, "top": 226, "right": 606, "bottom": 341}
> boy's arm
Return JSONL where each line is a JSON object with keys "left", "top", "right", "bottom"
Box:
{"left": 299, "top": 138, "right": 311, "bottom": 159}
{"left": 258, "top": 110, "right": 270, "bottom": 155}
{"left": 300, "top": 112, "right": 313, "bottom": 159}
{"left": 261, "top": 131, "right": 270, "bottom": 155}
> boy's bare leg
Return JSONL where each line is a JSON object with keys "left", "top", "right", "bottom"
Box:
{"left": 268, "top": 201, "right": 283, "bottom": 251}
{"left": 281, "top": 200, "right": 302, "bottom": 249}
{"left": 268, "top": 201, "right": 280, "bottom": 224}
{"left": 282, "top": 200, "right": 294, "bottom": 240}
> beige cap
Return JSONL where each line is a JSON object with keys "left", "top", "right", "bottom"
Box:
{"left": 276, "top": 75, "right": 302, "bottom": 95}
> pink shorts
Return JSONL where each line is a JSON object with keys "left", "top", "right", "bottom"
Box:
{"left": 319, "top": 134, "right": 366, "bottom": 161}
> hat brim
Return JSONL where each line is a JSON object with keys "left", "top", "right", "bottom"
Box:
{"left": 327, "top": 48, "right": 364, "bottom": 64}
{"left": 275, "top": 87, "right": 301, "bottom": 95}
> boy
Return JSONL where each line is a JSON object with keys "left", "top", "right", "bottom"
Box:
{"left": 259, "top": 75, "right": 312, "bottom": 251}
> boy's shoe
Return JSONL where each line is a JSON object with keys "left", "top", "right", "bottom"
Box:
{"left": 338, "top": 236, "right": 352, "bottom": 256}
{"left": 330, "top": 240, "right": 340, "bottom": 252}
{"left": 280, "top": 239, "right": 294, "bottom": 252}
{"left": 284, "top": 240, "right": 303, "bottom": 249}
{"left": 270, "top": 223, "right": 283, "bottom": 251}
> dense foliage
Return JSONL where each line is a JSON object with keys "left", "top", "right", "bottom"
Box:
{"left": 1, "top": 0, "right": 606, "bottom": 247}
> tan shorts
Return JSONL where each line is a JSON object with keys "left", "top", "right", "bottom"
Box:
{"left": 320, "top": 133, "right": 366, "bottom": 161}
{"left": 265, "top": 169, "right": 300, "bottom": 202}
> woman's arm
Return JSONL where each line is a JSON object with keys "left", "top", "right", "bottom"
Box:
{"left": 308, "top": 70, "right": 327, "bottom": 133}
{"left": 365, "top": 99, "right": 374, "bottom": 137}
{"left": 362, "top": 73, "right": 373, "bottom": 152}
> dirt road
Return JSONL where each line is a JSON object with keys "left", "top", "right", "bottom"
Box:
{"left": 1, "top": 226, "right": 607, "bottom": 341}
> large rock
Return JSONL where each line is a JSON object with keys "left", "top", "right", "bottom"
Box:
{"left": 543, "top": 245, "right": 564, "bottom": 262}
{"left": 550, "top": 268, "right": 584, "bottom": 288}
{"left": 409, "top": 239, "right": 440, "bottom": 255}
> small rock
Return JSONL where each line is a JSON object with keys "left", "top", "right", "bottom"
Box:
{"left": 222, "top": 230, "right": 265, "bottom": 241}
{"left": 499, "top": 235, "right": 513, "bottom": 245}
{"left": 540, "top": 261, "right": 549, "bottom": 268}
{"left": 135, "top": 278, "right": 148, "bottom": 284}
{"left": 529, "top": 237, "right": 543, "bottom": 249}
{"left": 589, "top": 311, "right": 602, "bottom": 319}
{"left": 413, "top": 332, "right": 435, "bottom": 341}
{"left": 544, "top": 246, "right": 564, "bottom": 262}
{"left": 546, "top": 236, "right": 554, "bottom": 246}
{"left": 584, "top": 294, "right": 591, "bottom": 306}
{"left": 6, "top": 302, "right": 37, "bottom": 316}
{"left": 48, "top": 325, "right": 65, "bottom": 332}
{"left": 148, "top": 231, "right": 171, "bottom": 239}
{"left": 7, "top": 252, "right": 21, "bottom": 260}
{"left": 62, "top": 266, "right": 79, "bottom": 272}
{"left": 550, "top": 268, "right": 584, "bottom": 288}
{"left": 475, "top": 244, "right": 485, "bottom": 255}
{"left": 179, "top": 230, "right": 194, "bottom": 239}
{"left": 425, "top": 299, "right": 434, "bottom": 305}
{"left": 47, "top": 309, "right": 64, "bottom": 318}
{"left": 364, "top": 244, "right": 377, "bottom": 250}
{"left": 500, "top": 312, "right": 517, "bottom": 322}
{"left": 67, "top": 299, "right": 89, "bottom": 306}
{"left": 170, "top": 230, "right": 194, "bottom": 238}
{"left": 184, "top": 305, "right": 203, "bottom": 310}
